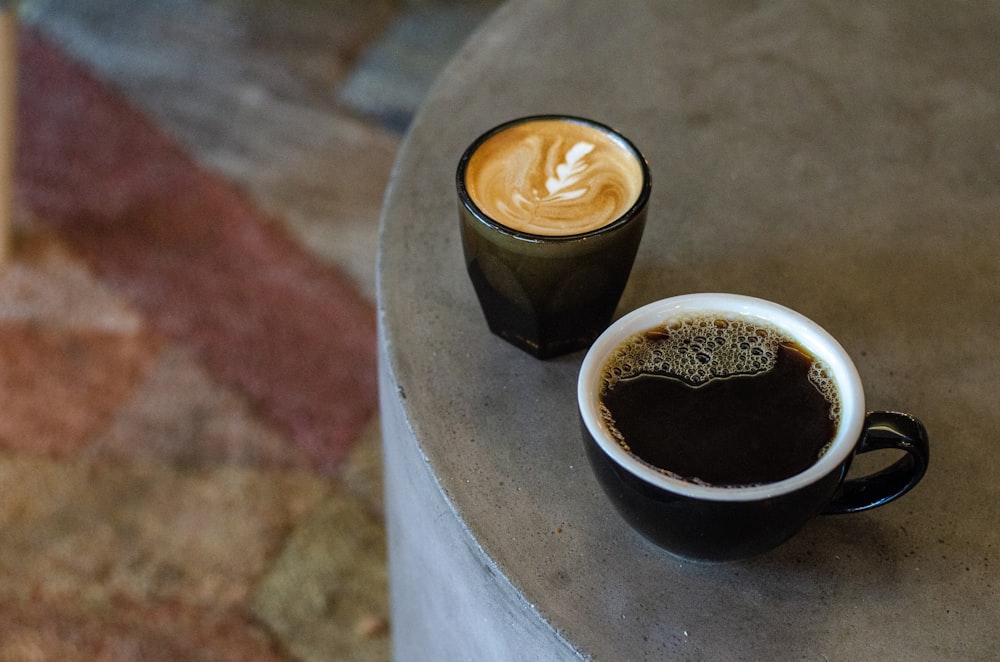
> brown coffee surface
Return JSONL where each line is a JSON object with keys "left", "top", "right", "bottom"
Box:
{"left": 599, "top": 315, "right": 840, "bottom": 487}
{"left": 464, "top": 119, "right": 644, "bottom": 236}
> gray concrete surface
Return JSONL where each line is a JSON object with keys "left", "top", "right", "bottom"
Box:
{"left": 378, "top": 1, "right": 1000, "bottom": 659}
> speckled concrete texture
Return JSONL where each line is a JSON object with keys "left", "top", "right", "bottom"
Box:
{"left": 1, "top": 1, "right": 497, "bottom": 659}
{"left": 379, "top": 1, "right": 999, "bottom": 659}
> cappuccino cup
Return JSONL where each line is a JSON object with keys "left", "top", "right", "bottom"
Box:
{"left": 457, "top": 115, "right": 650, "bottom": 359}
{"left": 578, "top": 293, "right": 929, "bottom": 562}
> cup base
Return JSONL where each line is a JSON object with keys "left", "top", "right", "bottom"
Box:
{"left": 467, "top": 260, "right": 616, "bottom": 359}
{"left": 581, "top": 418, "right": 845, "bottom": 562}
{"left": 489, "top": 326, "right": 595, "bottom": 360}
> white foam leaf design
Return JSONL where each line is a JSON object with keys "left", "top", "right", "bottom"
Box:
{"left": 545, "top": 141, "right": 594, "bottom": 200}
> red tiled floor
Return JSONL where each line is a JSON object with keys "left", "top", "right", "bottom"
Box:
{"left": 15, "top": 27, "right": 378, "bottom": 472}
{"left": 0, "top": 321, "right": 160, "bottom": 455}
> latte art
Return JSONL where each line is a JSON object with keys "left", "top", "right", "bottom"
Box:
{"left": 465, "top": 119, "right": 645, "bottom": 236}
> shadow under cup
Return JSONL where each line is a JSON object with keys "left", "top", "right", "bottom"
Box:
{"left": 457, "top": 115, "right": 651, "bottom": 359}
{"left": 578, "top": 294, "right": 930, "bottom": 562}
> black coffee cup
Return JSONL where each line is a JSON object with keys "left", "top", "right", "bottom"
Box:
{"left": 457, "top": 115, "right": 651, "bottom": 359}
{"left": 578, "top": 293, "right": 929, "bottom": 562}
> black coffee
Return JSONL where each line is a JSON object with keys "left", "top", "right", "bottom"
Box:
{"left": 599, "top": 315, "right": 839, "bottom": 487}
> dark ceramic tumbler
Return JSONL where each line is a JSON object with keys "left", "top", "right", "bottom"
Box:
{"left": 457, "top": 115, "right": 651, "bottom": 359}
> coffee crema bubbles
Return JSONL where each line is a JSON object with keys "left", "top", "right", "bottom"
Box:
{"left": 464, "top": 119, "right": 645, "bottom": 236}
{"left": 599, "top": 314, "right": 842, "bottom": 487}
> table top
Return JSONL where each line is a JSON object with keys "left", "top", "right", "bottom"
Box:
{"left": 378, "top": 1, "right": 999, "bottom": 658}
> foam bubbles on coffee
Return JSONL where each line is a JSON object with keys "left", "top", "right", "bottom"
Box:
{"left": 601, "top": 314, "right": 839, "bottom": 414}
{"left": 598, "top": 313, "right": 842, "bottom": 486}
{"left": 464, "top": 119, "right": 644, "bottom": 236}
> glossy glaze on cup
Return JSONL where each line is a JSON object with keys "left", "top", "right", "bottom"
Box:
{"left": 458, "top": 115, "right": 651, "bottom": 359}
{"left": 578, "top": 294, "right": 929, "bottom": 562}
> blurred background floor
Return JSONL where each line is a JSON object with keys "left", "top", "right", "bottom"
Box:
{"left": 1, "top": 1, "right": 498, "bottom": 659}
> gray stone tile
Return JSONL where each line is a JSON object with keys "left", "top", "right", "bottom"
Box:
{"left": 337, "top": 1, "right": 501, "bottom": 132}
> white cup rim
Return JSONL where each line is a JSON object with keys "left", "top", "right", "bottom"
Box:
{"left": 578, "top": 293, "right": 866, "bottom": 502}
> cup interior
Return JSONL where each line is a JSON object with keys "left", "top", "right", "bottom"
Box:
{"left": 578, "top": 293, "right": 865, "bottom": 502}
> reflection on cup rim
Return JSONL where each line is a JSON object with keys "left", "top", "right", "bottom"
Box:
{"left": 578, "top": 293, "right": 866, "bottom": 502}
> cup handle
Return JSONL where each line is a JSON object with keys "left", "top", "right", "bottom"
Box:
{"left": 823, "top": 411, "right": 929, "bottom": 515}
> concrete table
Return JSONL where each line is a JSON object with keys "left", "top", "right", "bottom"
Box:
{"left": 378, "top": 1, "right": 999, "bottom": 659}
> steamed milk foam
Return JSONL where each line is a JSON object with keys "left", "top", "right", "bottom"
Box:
{"left": 464, "top": 118, "right": 645, "bottom": 236}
